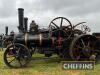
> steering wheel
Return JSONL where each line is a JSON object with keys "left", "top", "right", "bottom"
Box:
{"left": 49, "top": 17, "right": 73, "bottom": 38}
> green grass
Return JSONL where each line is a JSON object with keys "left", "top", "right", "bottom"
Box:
{"left": 0, "top": 50, "right": 100, "bottom": 75}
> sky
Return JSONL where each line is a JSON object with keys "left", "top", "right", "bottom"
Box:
{"left": 0, "top": 0, "right": 100, "bottom": 34}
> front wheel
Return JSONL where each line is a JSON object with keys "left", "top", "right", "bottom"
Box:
{"left": 4, "top": 43, "right": 31, "bottom": 68}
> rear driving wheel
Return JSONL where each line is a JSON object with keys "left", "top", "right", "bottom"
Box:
{"left": 70, "top": 35, "right": 98, "bottom": 61}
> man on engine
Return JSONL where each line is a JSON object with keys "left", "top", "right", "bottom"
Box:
{"left": 30, "top": 20, "right": 38, "bottom": 33}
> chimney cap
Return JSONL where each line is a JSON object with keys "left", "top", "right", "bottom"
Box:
{"left": 18, "top": 8, "right": 24, "bottom": 10}
{"left": 24, "top": 17, "right": 28, "bottom": 20}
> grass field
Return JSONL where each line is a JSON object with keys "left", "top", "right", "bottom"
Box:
{"left": 0, "top": 50, "right": 100, "bottom": 75}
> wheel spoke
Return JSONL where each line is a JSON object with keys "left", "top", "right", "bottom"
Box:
{"left": 8, "top": 58, "right": 16, "bottom": 64}
{"left": 76, "top": 55, "right": 80, "bottom": 60}
{"left": 17, "top": 48, "right": 21, "bottom": 54}
{"left": 12, "top": 44, "right": 16, "bottom": 50}
{"left": 51, "top": 21, "right": 59, "bottom": 28}
{"left": 17, "top": 59, "right": 22, "bottom": 66}
{"left": 60, "top": 18, "right": 63, "bottom": 27}
{"left": 51, "top": 25, "right": 56, "bottom": 29}
{"left": 80, "top": 39, "right": 86, "bottom": 47}
{"left": 87, "top": 41, "right": 90, "bottom": 47}
{"left": 73, "top": 50, "right": 81, "bottom": 60}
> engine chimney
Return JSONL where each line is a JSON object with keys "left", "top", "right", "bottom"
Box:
{"left": 24, "top": 17, "right": 28, "bottom": 31}
{"left": 18, "top": 8, "right": 24, "bottom": 33}
{"left": 5, "top": 26, "right": 8, "bottom": 35}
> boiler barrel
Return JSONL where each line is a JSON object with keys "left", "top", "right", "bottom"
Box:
{"left": 15, "top": 33, "right": 53, "bottom": 47}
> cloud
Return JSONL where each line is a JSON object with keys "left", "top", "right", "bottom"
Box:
{"left": 0, "top": 0, "right": 100, "bottom": 34}
{"left": 0, "top": 0, "right": 17, "bottom": 18}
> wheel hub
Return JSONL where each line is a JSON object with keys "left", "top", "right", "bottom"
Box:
{"left": 82, "top": 46, "right": 91, "bottom": 57}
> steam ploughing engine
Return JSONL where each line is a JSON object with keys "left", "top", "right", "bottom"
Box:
{"left": 3, "top": 8, "right": 100, "bottom": 68}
